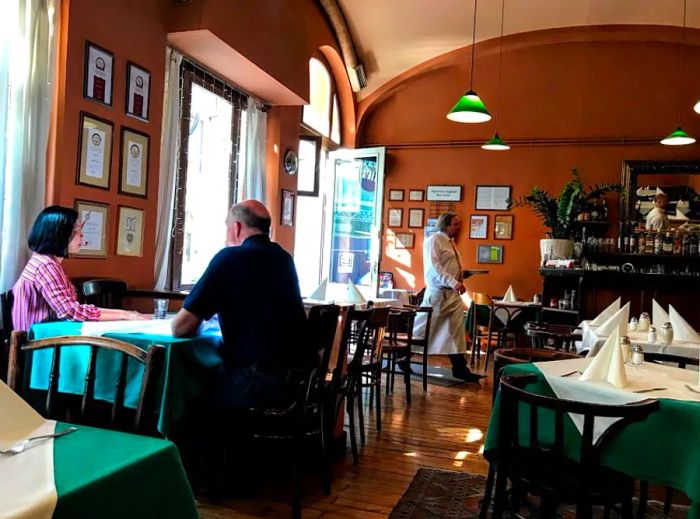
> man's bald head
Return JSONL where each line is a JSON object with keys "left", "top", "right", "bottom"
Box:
{"left": 228, "top": 200, "right": 271, "bottom": 235}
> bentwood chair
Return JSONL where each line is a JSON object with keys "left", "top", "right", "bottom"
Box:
{"left": 489, "top": 374, "right": 659, "bottom": 519}
{"left": 524, "top": 321, "right": 581, "bottom": 353}
{"left": 1, "top": 290, "right": 13, "bottom": 382}
{"left": 8, "top": 331, "right": 165, "bottom": 435}
{"left": 381, "top": 308, "right": 416, "bottom": 404}
{"left": 81, "top": 278, "right": 128, "bottom": 308}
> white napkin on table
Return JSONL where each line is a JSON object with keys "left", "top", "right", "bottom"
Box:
{"left": 595, "top": 302, "right": 630, "bottom": 338}
{"left": 669, "top": 305, "right": 700, "bottom": 343}
{"left": 307, "top": 278, "right": 328, "bottom": 300}
{"left": 589, "top": 297, "right": 621, "bottom": 326}
{"left": 346, "top": 280, "right": 366, "bottom": 304}
{"left": 502, "top": 285, "right": 517, "bottom": 303}
{"left": 652, "top": 299, "right": 670, "bottom": 327}
{"left": 579, "top": 328, "right": 628, "bottom": 388}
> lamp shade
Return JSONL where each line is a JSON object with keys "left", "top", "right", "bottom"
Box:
{"left": 446, "top": 90, "right": 491, "bottom": 123}
{"left": 660, "top": 127, "right": 696, "bottom": 146}
{"left": 694, "top": 99, "right": 700, "bottom": 114}
{"left": 481, "top": 132, "right": 510, "bottom": 150}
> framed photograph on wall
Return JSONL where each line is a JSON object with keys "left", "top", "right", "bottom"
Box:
{"left": 476, "top": 244, "right": 504, "bottom": 264}
{"left": 74, "top": 200, "right": 109, "bottom": 258}
{"left": 494, "top": 214, "right": 514, "bottom": 240}
{"left": 388, "top": 189, "right": 405, "bottom": 201}
{"left": 281, "top": 189, "right": 295, "bottom": 226}
{"left": 125, "top": 62, "right": 151, "bottom": 121}
{"left": 116, "top": 206, "right": 144, "bottom": 257}
{"left": 408, "top": 208, "right": 424, "bottom": 228}
{"left": 84, "top": 41, "right": 114, "bottom": 106}
{"left": 409, "top": 189, "right": 425, "bottom": 201}
{"left": 119, "top": 127, "right": 149, "bottom": 197}
{"left": 388, "top": 208, "right": 403, "bottom": 228}
{"left": 395, "top": 232, "right": 415, "bottom": 249}
{"left": 475, "top": 185, "right": 512, "bottom": 211}
{"left": 469, "top": 214, "right": 488, "bottom": 239}
{"left": 77, "top": 112, "right": 113, "bottom": 190}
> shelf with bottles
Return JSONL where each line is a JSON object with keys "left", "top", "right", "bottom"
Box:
{"left": 581, "top": 222, "right": 700, "bottom": 257}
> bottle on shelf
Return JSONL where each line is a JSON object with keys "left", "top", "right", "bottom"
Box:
{"left": 691, "top": 233, "right": 699, "bottom": 256}
{"left": 673, "top": 231, "right": 682, "bottom": 255}
{"left": 601, "top": 197, "right": 609, "bottom": 221}
{"left": 682, "top": 233, "right": 690, "bottom": 256}
{"left": 662, "top": 231, "right": 673, "bottom": 255}
{"left": 638, "top": 231, "right": 646, "bottom": 254}
{"left": 623, "top": 224, "right": 630, "bottom": 253}
{"left": 630, "top": 231, "right": 637, "bottom": 254}
{"left": 654, "top": 231, "right": 663, "bottom": 255}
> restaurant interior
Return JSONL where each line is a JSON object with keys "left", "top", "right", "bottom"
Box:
{"left": 4, "top": 0, "right": 700, "bottom": 518}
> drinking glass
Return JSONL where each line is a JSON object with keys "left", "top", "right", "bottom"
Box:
{"left": 154, "top": 299, "right": 169, "bottom": 319}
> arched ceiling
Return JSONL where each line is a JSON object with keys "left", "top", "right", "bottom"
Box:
{"left": 338, "top": 0, "right": 700, "bottom": 99}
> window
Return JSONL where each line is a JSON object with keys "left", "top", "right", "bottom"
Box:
{"left": 302, "top": 57, "right": 341, "bottom": 144}
{"left": 171, "top": 62, "right": 247, "bottom": 290}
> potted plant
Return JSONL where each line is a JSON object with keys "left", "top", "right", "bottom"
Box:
{"left": 509, "top": 168, "right": 623, "bottom": 261}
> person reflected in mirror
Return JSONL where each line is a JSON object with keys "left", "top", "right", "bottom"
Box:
{"left": 645, "top": 192, "right": 670, "bottom": 231}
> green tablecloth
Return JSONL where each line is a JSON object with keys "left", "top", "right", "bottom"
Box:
{"left": 485, "top": 363, "right": 700, "bottom": 518}
{"left": 28, "top": 321, "right": 223, "bottom": 436}
{"left": 53, "top": 422, "right": 198, "bottom": 518}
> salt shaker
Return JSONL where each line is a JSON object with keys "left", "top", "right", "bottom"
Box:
{"left": 647, "top": 325, "right": 657, "bottom": 343}
{"left": 660, "top": 322, "right": 674, "bottom": 345}
{"left": 631, "top": 344, "right": 644, "bottom": 366}
{"left": 620, "top": 336, "right": 633, "bottom": 364}
{"left": 638, "top": 312, "right": 650, "bottom": 332}
{"left": 628, "top": 317, "right": 638, "bottom": 332}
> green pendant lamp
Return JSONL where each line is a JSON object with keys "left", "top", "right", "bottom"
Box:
{"left": 447, "top": 0, "right": 491, "bottom": 123}
{"left": 482, "top": 0, "right": 509, "bottom": 150}
{"left": 662, "top": 0, "right": 695, "bottom": 146}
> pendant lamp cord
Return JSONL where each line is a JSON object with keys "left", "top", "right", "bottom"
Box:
{"left": 469, "top": 0, "right": 478, "bottom": 90}
{"left": 678, "top": 0, "right": 687, "bottom": 126}
{"left": 495, "top": 0, "right": 506, "bottom": 126}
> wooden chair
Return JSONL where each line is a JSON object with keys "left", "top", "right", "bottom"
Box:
{"left": 525, "top": 321, "right": 581, "bottom": 352}
{"left": 490, "top": 374, "right": 659, "bottom": 519}
{"left": 381, "top": 308, "right": 416, "bottom": 404}
{"left": 8, "top": 331, "right": 165, "bottom": 435}
{"left": 0, "top": 290, "right": 13, "bottom": 382}
{"left": 406, "top": 305, "right": 433, "bottom": 392}
{"left": 81, "top": 278, "right": 128, "bottom": 308}
{"left": 469, "top": 293, "right": 512, "bottom": 370}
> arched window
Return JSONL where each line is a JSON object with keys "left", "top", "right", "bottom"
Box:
{"left": 303, "top": 57, "right": 341, "bottom": 144}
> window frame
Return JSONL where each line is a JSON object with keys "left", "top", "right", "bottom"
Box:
{"left": 297, "top": 135, "right": 322, "bottom": 197}
{"left": 302, "top": 55, "right": 341, "bottom": 146}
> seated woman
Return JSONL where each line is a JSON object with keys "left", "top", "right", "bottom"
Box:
{"left": 12, "top": 205, "right": 146, "bottom": 330}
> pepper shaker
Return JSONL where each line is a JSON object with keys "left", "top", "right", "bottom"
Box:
{"left": 628, "top": 317, "right": 638, "bottom": 332}
{"left": 638, "top": 312, "right": 650, "bottom": 332}
{"left": 647, "top": 325, "right": 657, "bottom": 344}
{"left": 631, "top": 345, "right": 644, "bottom": 366}
{"left": 660, "top": 322, "right": 674, "bottom": 345}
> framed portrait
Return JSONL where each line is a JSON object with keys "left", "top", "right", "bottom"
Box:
{"left": 379, "top": 271, "right": 394, "bottom": 289}
{"left": 476, "top": 244, "right": 504, "bottom": 264}
{"left": 77, "top": 112, "right": 113, "bottom": 189}
{"left": 475, "top": 185, "right": 512, "bottom": 211}
{"left": 427, "top": 185, "right": 462, "bottom": 202}
{"left": 74, "top": 200, "right": 108, "bottom": 258}
{"left": 84, "top": 41, "right": 114, "bottom": 106}
{"left": 119, "top": 127, "right": 149, "bottom": 197}
{"left": 469, "top": 214, "right": 488, "bottom": 239}
{"left": 388, "top": 208, "right": 403, "bottom": 228}
{"left": 408, "top": 208, "right": 424, "bottom": 228}
{"left": 395, "top": 232, "right": 415, "bottom": 249}
{"left": 125, "top": 62, "right": 151, "bottom": 121}
{"left": 424, "top": 217, "right": 439, "bottom": 237}
{"left": 494, "top": 214, "right": 514, "bottom": 240}
{"left": 388, "top": 189, "right": 405, "bottom": 201}
{"left": 116, "top": 206, "right": 144, "bottom": 257}
{"left": 409, "top": 189, "right": 425, "bottom": 202}
{"left": 281, "top": 189, "right": 295, "bottom": 226}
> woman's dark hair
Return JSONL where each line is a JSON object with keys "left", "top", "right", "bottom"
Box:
{"left": 28, "top": 206, "right": 79, "bottom": 257}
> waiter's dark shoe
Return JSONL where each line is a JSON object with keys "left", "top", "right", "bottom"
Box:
{"left": 397, "top": 360, "right": 414, "bottom": 374}
{"left": 452, "top": 369, "right": 486, "bottom": 382}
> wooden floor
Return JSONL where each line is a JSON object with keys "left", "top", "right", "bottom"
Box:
{"left": 198, "top": 358, "right": 495, "bottom": 518}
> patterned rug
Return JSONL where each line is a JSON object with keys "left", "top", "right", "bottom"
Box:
{"left": 389, "top": 468, "right": 689, "bottom": 518}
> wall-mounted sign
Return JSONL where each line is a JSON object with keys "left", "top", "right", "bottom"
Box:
{"left": 427, "top": 185, "right": 462, "bottom": 202}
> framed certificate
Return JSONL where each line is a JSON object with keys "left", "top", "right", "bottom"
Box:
{"left": 281, "top": 189, "right": 295, "bottom": 226}
{"left": 427, "top": 185, "right": 462, "bottom": 202}
{"left": 409, "top": 189, "right": 425, "bottom": 201}
{"left": 395, "top": 232, "right": 415, "bottom": 249}
{"left": 84, "top": 41, "right": 114, "bottom": 106}
{"left": 74, "top": 200, "right": 108, "bottom": 258}
{"left": 470, "top": 214, "right": 488, "bottom": 239}
{"left": 388, "top": 189, "right": 404, "bottom": 201}
{"left": 408, "top": 208, "right": 424, "bottom": 228}
{"left": 77, "top": 112, "right": 113, "bottom": 189}
{"left": 494, "top": 214, "right": 514, "bottom": 239}
{"left": 388, "top": 208, "right": 403, "bottom": 228}
{"left": 125, "top": 62, "right": 151, "bottom": 121}
{"left": 475, "top": 185, "right": 512, "bottom": 211}
{"left": 116, "top": 206, "right": 144, "bottom": 257}
{"left": 119, "top": 128, "right": 149, "bottom": 197}
{"left": 476, "top": 244, "right": 504, "bottom": 264}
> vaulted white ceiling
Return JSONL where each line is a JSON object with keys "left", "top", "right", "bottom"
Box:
{"left": 338, "top": 0, "right": 700, "bottom": 99}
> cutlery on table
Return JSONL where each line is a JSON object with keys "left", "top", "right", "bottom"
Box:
{"left": 633, "top": 387, "right": 667, "bottom": 394}
{"left": 0, "top": 427, "right": 77, "bottom": 456}
{"left": 685, "top": 384, "right": 700, "bottom": 395}
{"left": 560, "top": 370, "right": 582, "bottom": 377}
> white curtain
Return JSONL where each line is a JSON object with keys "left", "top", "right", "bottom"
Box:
{"left": 154, "top": 48, "right": 183, "bottom": 290}
{"left": 0, "top": 0, "right": 59, "bottom": 292}
{"left": 240, "top": 97, "right": 267, "bottom": 203}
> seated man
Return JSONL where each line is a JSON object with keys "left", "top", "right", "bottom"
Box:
{"left": 172, "top": 200, "right": 313, "bottom": 409}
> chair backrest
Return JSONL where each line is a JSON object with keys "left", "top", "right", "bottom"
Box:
{"left": 499, "top": 374, "right": 659, "bottom": 475}
{"left": 524, "top": 321, "right": 581, "bottom": 352}
{"left": 8, "top": 331, "right": 165, "bottom": 435}
{"left": 471, "top": 292, "right": 495, "bottom": 328}
{"left": 386, "top": 308, "right": 417, "bottom": 348}
{"left": 346, "top": 307, "right": 390, "bottom": 370}
{"left": 81, "top": 279, "right": 128, "bottom": 309}
{"left": 408, "top": 288, "right": 425, "bottom": 306}
{"left": 643, "top": 351, "right": 699, "bottom": 369}
{"left": 0, "top": 290, "right": 13, "bottom": 382}
{"left": 306, "top": 304, "right": 341, "bottom": 378}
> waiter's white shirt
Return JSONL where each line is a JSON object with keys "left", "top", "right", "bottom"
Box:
{"left": 423, "top": 231, "right": 461, "bottom": 289}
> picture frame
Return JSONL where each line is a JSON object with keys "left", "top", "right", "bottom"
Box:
{"left": 118, "top": 127, "right": 149, "bottom": 198}
{"left": 424, "top": 217, "right": 439, "bottom": 237}
{"left": 74, "top": 200, "right": 109, "bottom": 258}
{"left": 125, "top": 61, "right": 151, "bottom": 121}
{"left": 475, "top": 185, "right": 512, "bottom": 211}
{"left": 84, "top": 41, "right": 114, "bottom": 106}
{"left": 469, "top": 214, "right": 488, "bottom": 239}
{"left": 494, "top": 214, "right": 514, "bottom": 240}
{"left": 281, "top": 189, "right": 295, "bottom": 226}
{"left": 395, "top": 232, "right": 415, "bottom": 249}
{"left": 476, "top": 244, "right": 504, "bottom": 264}
{"left": 116, "top": 206, "right": 144, "bottom": 257}
{"left": 77, "top": 112, "right": 113, "bottom": 190}
{"left": 388, "top": 208, "right": 403, "bottom": 228}
{"left": 409, "top": 189, "right": 425, "bottom": 201}
{"left": 427, "top": 185, "right": 462, "bottom": 202}
{"left": 388, "top": 189, "right": 405, "bottom": 201}
{"left": 408, "top": 208, "right": 424, "bottom": 228}
{"left": 379, "top": 271, "right": 394, "bottom": 289}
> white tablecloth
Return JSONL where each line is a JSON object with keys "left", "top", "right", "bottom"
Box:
{"left": 378, "top": 289, "right": 415, "bottom": 306}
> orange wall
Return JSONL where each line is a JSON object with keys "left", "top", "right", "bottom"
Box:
{"left": 358, "top": 27, "right": 700, "bottom": 298}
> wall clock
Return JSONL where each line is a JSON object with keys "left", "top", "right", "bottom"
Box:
{"left": 284, "top": 149, "right": 298, "bottom": 175}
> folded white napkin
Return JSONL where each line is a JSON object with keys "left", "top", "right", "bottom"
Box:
{"left": 346, "top": 279, "right": 366, "bottom": 304}
{"left": 595, "top": 302, "right": 630, "bottom": 338}
{"left": 589, "top": 297, "right": 621, "bottom": 326}
{"left": 669, "top": 305, "right": 700, "bottom": 343}
{"left": 502, "top": 285, "right": 517, "bottom": 302}
{"left": 673, "top": 209, "right": 689, "bottom": 220}
{"left": 580, "top": 328, "right": 628, "bottom": 388}
{"left": 652, "top": 299, "right": 669, "bottom": 327}
{"left": 307, "top": 278, "right": 328, "bottom": 300}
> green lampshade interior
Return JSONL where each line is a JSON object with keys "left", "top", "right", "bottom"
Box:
{"left": 660, "top": 127, "right": 696, "bottom": 146}
{"left": 446, "top": 90, "right": 492, "bottom": 123}
{"left": 481, "top": 132, "right": 510, "bottom": 150}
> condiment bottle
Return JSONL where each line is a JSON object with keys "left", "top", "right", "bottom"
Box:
{"left": 647, "top": 325, "right": 657, "bottom": 343}
{"left": 631, "top": 345, "right": 644, "bottom": 366}
{"left": 638, "top": 312, "right": 650, "bottom": 332}
{"left": 660, "top": 322, "right": 674, "bottom": 345}
{"left": 628, "top": 317, "right": 638, "bottom": 332}
{"left": 620, "top": 336, "right": 633, "bottom": 364}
